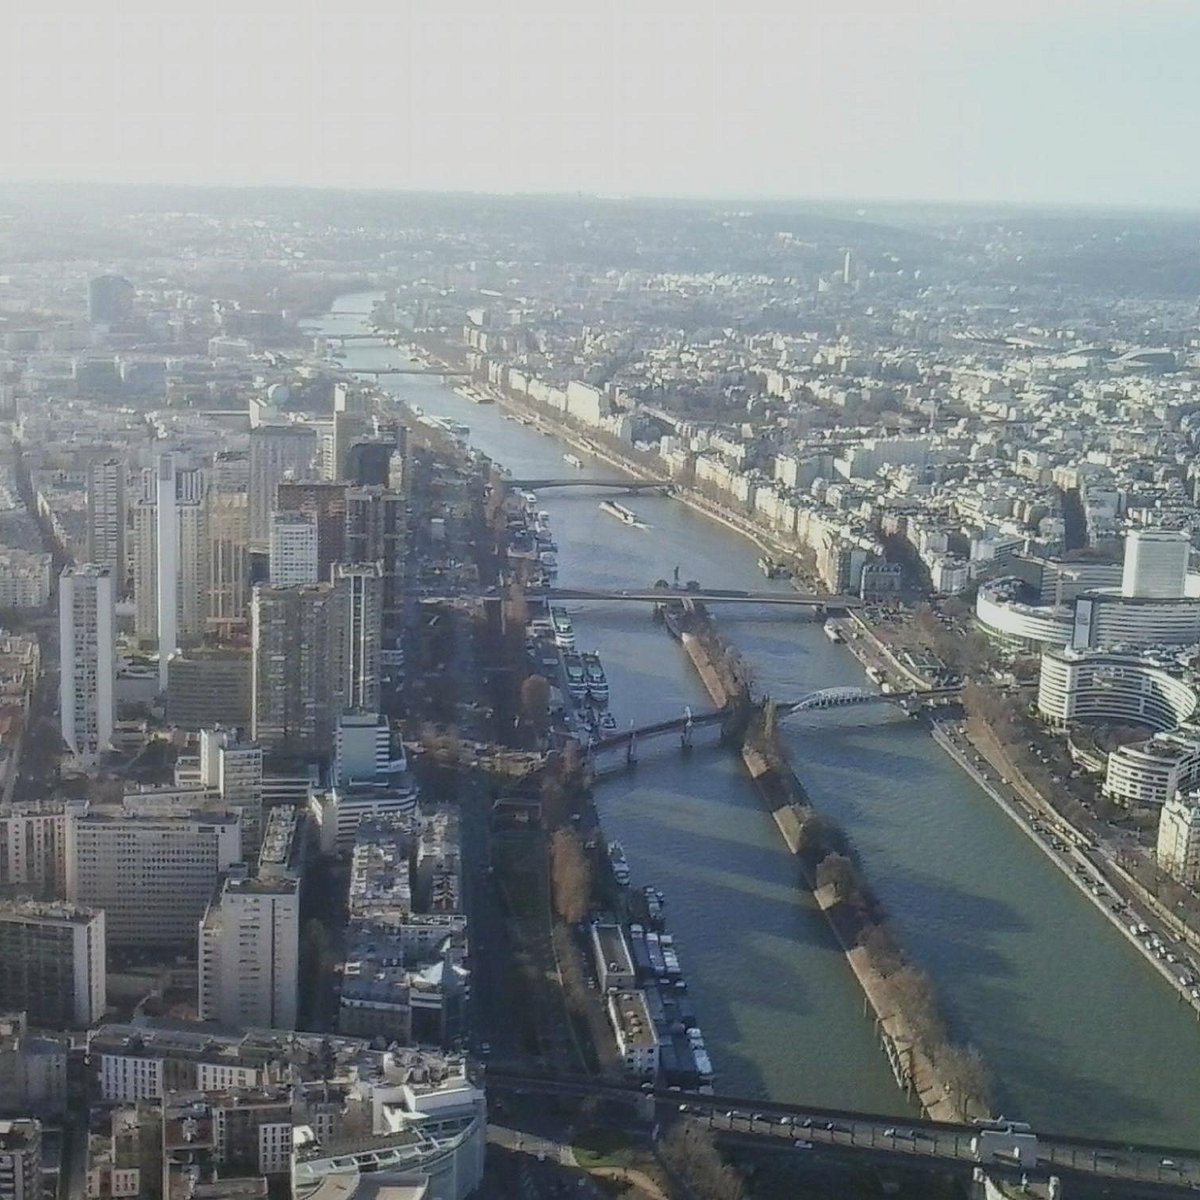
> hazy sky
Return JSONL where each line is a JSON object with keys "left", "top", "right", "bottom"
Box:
{"left": 3, "top": 0, "right": 1197, "bottom": 207}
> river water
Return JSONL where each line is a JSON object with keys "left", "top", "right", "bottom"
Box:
{"left": 314, "top": 294, "right": 1200, "bottom": 1146}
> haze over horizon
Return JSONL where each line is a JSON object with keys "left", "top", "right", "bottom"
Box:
{"left": 4, "top": 0, "right": 1199, "bottom": 209}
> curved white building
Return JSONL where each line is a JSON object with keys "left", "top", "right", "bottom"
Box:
{"left": 1071, "top": 592, "right": 1200, "bottom": 651}
{"left": 976, "top": 579, "right": 1073, "bottom": 654}
{"left": 1037, "top": 645, "right": 1200, "bottom": 806}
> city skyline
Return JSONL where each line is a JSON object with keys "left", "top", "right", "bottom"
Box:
{"left": 4, "top": 0, "right": 1199, "bottom": 209}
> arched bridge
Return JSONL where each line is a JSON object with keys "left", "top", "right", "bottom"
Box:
{"left": 508, "top": 477, "right": 672, "bottom": 491}
{"left": 779, "top": 685, "right": 960, "bottom": 714}
{"left": 587, "top": 685, "right": 961, "bottom": 756}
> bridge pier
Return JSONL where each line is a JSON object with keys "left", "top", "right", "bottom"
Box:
{"left": 681, "top": 707, "right": 694, "bottom": 752}
{"left": 626, "top": 730, "right": 638, "bottom": 767}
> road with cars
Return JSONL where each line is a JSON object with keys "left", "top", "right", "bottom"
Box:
{"left": 487, "top": 1070, "right": 1200, "bottom": 1193}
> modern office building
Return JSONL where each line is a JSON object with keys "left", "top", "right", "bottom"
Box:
{"left": 1037, "top": 645, "right": 1200, "bottom": 807}
{"left": 0, "top": 1119, "right": 42, "bottom": 1200}
{"left": 59, "top": 564, "right": 115, "bottom": 765}
{"left": 0, "top": 900, "right": 106, "bottom": 1027}
{"left": 1157, "top": 794, "right": 1200, "bottom": 887}
{"left": 66, "top": 810, "right": 241, "bottom": 948}
{"left": 1122, "top": 527, "right": 1190, "bottom": 599}
{"left": 198, "top": 874, "right": 299, "bottom": 1030}
{"left": 268, "top": 512, "right": 319, "bottom": 586}
{"left": 248, "top": 425, "right": 318, "bottom": 546}
{"left": 85, "top": 458, "right": 126, "bottom": 589}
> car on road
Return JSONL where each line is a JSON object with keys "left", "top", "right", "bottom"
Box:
{"left": 824, "top": 1121, "right": 850, "bottom": 1133}
{"left": 883, "top": 1128, "right": 914, "bottom": 1139}
{"left": 793, "top": 1140, "right": 814, "bottom": 1149}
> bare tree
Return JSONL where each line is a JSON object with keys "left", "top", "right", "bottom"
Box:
{"left": 815, "top": 851, "right": 862, "bottom": 905}
{"left": 550, "top": 828, "right": 592, "bottom": 925}
{"left": 519, "top": 673, "right": 551, "bottom": 733}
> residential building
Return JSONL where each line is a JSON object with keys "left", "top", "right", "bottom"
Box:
{"left": 0, "top": 900, "right": 106, "bottom": 1027}
{"left": 199, "top": 875, "right": 299, "bottom": 1030}
{"left": 59, "top": 564, "right": 115, "bottom": 765}
{"left": 0, "top": 1014, "right": 68, "bottom": 1117}
{"left": 276, "top": 481, "right": 346, "bottom": 579}
{"left": 1158, "top": 794, "right": 1200, "bottom": 887}
{"left": 333, "top": 562, "right": 382, "bottom": 714}
{"left": 0, "top": 803, "right": 70, "bottom": 898}
{"left": 206, "top": 485, "right": 249, "bottom": 639}
{"left": 0, "top": 1119, "right": 41, "bottom": 1200}
{"left": 248, "top": 425, "right": 318, "bottom": 547}
{"left": 268, "top": 512, "right": 318, "bottom": 586}
{"left": 250, "top": 582, "right": 339, "bottom": 756}
{"left": 85, "top": 459, "right": 125, "bottom": 589}
{"left": 344, "top": 487, "right": 405, "bottom": 637}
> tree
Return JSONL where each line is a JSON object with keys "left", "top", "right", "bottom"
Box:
{"left": 519, "top": 673, "right": 551, "bottom": 733}
{"left": 937, "top": 1043, "right": 992, "bottom": 1119}
{"left": 815, "top": 851, "right": 862, "bottom": 905}
{"left": 550, "top": 828, "right": 592, "bottom": 925}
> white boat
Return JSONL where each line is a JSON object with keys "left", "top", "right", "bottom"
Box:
{"left": 608, "top": 842, "right": 631, "bottom": 887}
{"left": 562, "top": 651, "right": 587, "bottom": 699}
{"left": 582, "top": 651, "right": 609, "bottom": 702}
{"left": 600, "top": 499, "right": 638, "bottom": 525}
{"left": 564, "top": 452, "right": 583, "bottom": 469}
{"left": 823, "top": 620, "right": 843, "bottom": 643}
{"left": 550, "top": 607, "right": 575, "bottom": 649}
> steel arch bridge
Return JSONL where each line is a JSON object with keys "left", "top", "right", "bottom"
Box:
{"left": 783, "top": 687, "right": 896, "bottom": 713}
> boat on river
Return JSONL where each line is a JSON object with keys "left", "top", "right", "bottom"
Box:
{"left": 824, "top": 619, "right": 844, "bottom": 643}
{"left": 564, "top": 452, "right": 583, "bottom": 468}
{"left": 550, "top": 607, "right": 575, "bottom": 649}
{"left": 608, "top": 841, "right": 631, "bottom": 886}
{"left": 600, "top": 499, "right": 638, "bottom": 525}
{"left": 582, "top": 650, "right": 609, "bottom": 701}
{"left": 562, "top": 651, "right": 587, "bottom": 699}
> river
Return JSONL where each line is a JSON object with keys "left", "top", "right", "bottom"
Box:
{"left": 313, "top": 293, "right": 1200, "bottom": 1146}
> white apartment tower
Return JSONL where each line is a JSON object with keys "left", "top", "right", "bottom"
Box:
{"left": 334, "top": 562, "right": 383, "bottom": 714}
{"left": 156, "top": 454, "right": 179, "bottom": 688}
{"left": 59, "top": 564, "right": 115, "bottom": 765}
{"left": 268, "top": 511, "right": 319, "bottom": 586}
{"left": 85, "top": 458, "right": 125, "bottom": 589}
{"left": 198, "top": 875, "right": 299, "bottom": 1029}
{"left": 1121, "top": 528, "right": 1190, "bottom": 600}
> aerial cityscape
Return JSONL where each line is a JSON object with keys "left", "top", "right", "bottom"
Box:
{"left": 3, "top": 4, "right": 1200, "bottom": 1199}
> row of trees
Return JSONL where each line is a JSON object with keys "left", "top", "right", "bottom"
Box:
{"left": 549, "top": 827, "right": 592, "bottom": 926}
{"left": 815, "top": 847, "right": 992, "bottom": 1119}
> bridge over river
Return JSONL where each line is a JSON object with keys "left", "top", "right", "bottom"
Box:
{"left": 488, "top": 1068, "right": 1200, "bottom": 1193}
{"left": 587, "top": 686, "right": 962, "bottom": 756}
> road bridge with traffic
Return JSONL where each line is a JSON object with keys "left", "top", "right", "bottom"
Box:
{"left": 485, "top": 1068, "right": 1200, "bottom": 1193}
{"left": 539, "top": 585, "right": 859, "bottom": 608}
{"left": 508, "top": 477, "right": 672, "bottom": 491}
